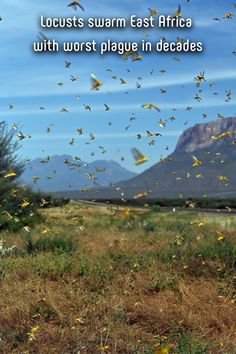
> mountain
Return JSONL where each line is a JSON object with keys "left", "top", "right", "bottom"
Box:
{"left": 58, "top": 117, "right": 236, "bottom": 200}
{"left": 21, "top": 155, "right": 137, "bottom": 192}
{"left": 175, "top": 117, "right": 236, "bottom": 154}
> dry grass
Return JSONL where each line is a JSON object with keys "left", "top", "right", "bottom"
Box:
{"left": 0, "top": 202, "right": 236, "bottom": 353}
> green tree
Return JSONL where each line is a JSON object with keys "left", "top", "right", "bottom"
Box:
{"left": 0, "top": 121, "right": 24, "bottom": 180}
{"left": 0, "top": 121, "right": 40, "bottom": 231}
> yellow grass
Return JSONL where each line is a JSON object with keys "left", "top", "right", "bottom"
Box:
{"left": 0, "top": 202, "right": 236, "bottom": 353}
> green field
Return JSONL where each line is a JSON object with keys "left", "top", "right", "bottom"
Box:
{"left": 0, "top": 203, "right": 236, "bottom": 353}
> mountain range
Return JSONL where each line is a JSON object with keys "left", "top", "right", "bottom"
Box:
{"left": 53, "top": 117, "right": 236, "bottom": 200}
{"left": 21, "top": 156, "right": 137, "bottom": 192}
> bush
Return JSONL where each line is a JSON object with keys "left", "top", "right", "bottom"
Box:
{"left": 25, "top": 234, "right": 76, "bottom": 254}
{"left": 0, "top": 183, "right": 42, "bottom": 232}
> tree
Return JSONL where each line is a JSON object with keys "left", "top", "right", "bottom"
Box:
{"left": 0, "top": 122, "right": 64, "bottom": 232}
{"left": 0, "top": 122, "right": 32, "bottom": 231}
{"left": 0, "top": 121, "right": 24, "bottom": 180}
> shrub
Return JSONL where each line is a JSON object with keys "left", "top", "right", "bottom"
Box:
{"left": 25, "top": 234, "right": 76, "bottom": 254}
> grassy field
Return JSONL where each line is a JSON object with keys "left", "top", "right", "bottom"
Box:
{"left": 0, "top": 203, "right": 236, "bottom": 354}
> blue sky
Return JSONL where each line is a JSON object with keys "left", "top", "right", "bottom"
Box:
{"left": 0, "top": 0, "right": 235, "bottom": 172}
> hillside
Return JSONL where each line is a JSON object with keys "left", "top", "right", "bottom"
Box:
{"left": 58, "top": 118, "right": 236, "bottom": 200}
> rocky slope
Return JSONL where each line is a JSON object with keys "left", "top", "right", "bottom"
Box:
{"left": 175, "top": 117, "right": 236, "bottom": 153}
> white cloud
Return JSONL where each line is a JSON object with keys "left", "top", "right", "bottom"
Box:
{"left": 1, "top": 96, "right": 235, "bottom": 119}
{"left": 1, "top": 66, "right": 236, "bottom": 99}
{"left": 30, "top": 129, "right": 182, "bottom": 141}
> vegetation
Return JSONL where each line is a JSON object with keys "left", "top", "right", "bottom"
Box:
{"left": 0, "top": 121, "right": 40, "bottom": 232}
{"left": 0, "top": 121, "right": 24, "bottom": 178}
{"left": 92, "top": 198, "right": 236, "bottom": 210}
{"left": 0, "top": 121, "right": 69, "bottom": 233}
{"left": 0, "top": 203, "right": 235, "bottom": 353}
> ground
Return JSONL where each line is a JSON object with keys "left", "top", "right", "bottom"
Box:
{"left": 0, "top": 202, "right": 236, "bottom": 354}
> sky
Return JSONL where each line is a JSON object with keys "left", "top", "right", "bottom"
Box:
{"left": 0, "top": 0, "right": 236, "bottom": 173}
